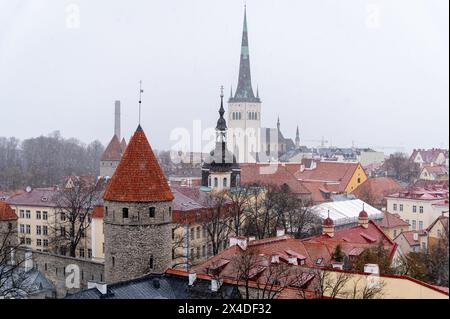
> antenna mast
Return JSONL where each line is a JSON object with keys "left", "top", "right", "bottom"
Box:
{"left": 138, "top": 80, "right": 144, "bottom": 125}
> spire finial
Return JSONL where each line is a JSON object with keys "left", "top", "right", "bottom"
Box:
{"left": 220, "top": 85, "right": 224, "bottom": 98}
{"left": 138, "top": 80, "right": 144, "bottom": 126}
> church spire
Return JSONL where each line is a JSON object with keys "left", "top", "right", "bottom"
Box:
{"left": 216, "top": 86, "right": 227, "bottom": 132}
{"left": 230, "top": 6, "right": 259, "bottom": 103}
{"left": 295, "top": 125, "right": 300, "bottom": 148}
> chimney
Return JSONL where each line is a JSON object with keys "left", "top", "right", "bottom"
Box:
{"left": 322, "top": 212, "right": 335, "bottom": 237}
{"left": 88, "top": 281, "right": 108, "bottom": 295}
{"left": 24, "top": 251, "right": 33, "bottom": 272}
{"left": 271, "top": 254, "right": 280, "bottom": 264}
{"left": 211, "top": 278, "right": 222, "bottom": 292}
{"left": 188, "top": 272, "right": 197, "bottom": 286}
{"left": 276, "top": 229, "right": 285, "bottom": 237}
{"left": 114, "top": 100, "right": 121, "bottom": 139}
{"left": 229, "top": 236, "right": 248, "bottom": 250}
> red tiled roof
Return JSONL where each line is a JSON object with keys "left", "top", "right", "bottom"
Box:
{"left": 92, "top": 205, "right": 104, "bottom": 219}
{"left": 193, "top": 221, "right": 397, "bottom": 283}
{"left": 426, "top": 215, "right": 449, "bottom": 233}
{"left": 0, "top": 201, "right": 17, "bottom": 221}
{"left": 400, "top": 230, "right": 427, "bottom": 247}
{"left": 240, "top": 164, "right": 311, "bottom": 195}
{"left": 103, "top": 126, "right": 174, "bottom": 202}
{"left": 352, "top": 177, "right": 403, "bottom": 206}
{"left": 378, "top": 211, "right": 410, "bottom": 229}
{"left": 294, "top": 162, "right": 361, "bottom": 192}
{"left": 386, "top": 185, "right": 449, "bottom": 201}
{"left": 101, "top": 135, "right": 123, "bottom": 161}
{"left": 410, "top": 148, "right": 449, "bottom": 164}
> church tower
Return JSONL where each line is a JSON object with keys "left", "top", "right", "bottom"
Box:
{"left": 228, "top": 7, "right": 261, "bottom": 163}
{"left": 295, "top": 125, "right": 300, "bottom": 149}
{"left": 103, "top": 125, "right": 174, "bottom": 283}
{"left": 202, "top": 88, "right": 241, "bottom": 191}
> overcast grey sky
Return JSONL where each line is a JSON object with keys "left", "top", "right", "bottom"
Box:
{"left": 0, "top": 0, "right": 448, "bottom": 154}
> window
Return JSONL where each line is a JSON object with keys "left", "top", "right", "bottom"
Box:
{"left": 190, "top": 248, "right": 195, "bottom": 259}
{"left": 20, "top": 224, "right": 25, "bottom": 234}
{"left": 196, "top": 247, "right": 200, "bottom": 259}
{"left": 88, "top": 249, "right": 92, "bottom": 258}
{"left": 112, "top": 257, "right": 115, "bottom": 267}
{"left": 196, "top": 227, "right": 201, "bottom": 239}
{"left": 315, "top": 258, "right": 323, "bottom": 265}
{"left": 149, "top": 207, "right": 156, "bottom": 218}
{"left": 406, "top": 219, "right": 410, "bottom": 225}
{"left": 419, "top": 221, "right": 423, "bottom": 230}
{"left": 79, "top": 248, "right": 85, "bottom": 258}
{"left": 357, "top": 177, "right": 361, "bottom": 183}
{"left": 149, "top": 255, "right": 154, "bottom": 269}
{"left": 60, "top": 246, "right": 66, "bottom": 256}
{"left": 26, "top": 225, "right": 31, "bottom": 234}
{"left": 393, "top": 230, "right": 397, "bottom": 238}
{"left": 79, "top": 214, "right": 85, "bottom": 222}
{"left": 214, "top": 177, "right": 218, "bottom": 188}
{"left": 393, "top": 204, "right": 397, "bottom": 211}
{"left": 43, "top": 211, "right": 48, "bottom": 220}
{"left": 102, "top": 243, "right": 105, "bottom": 254}
{"left": 122, "top": 208, "right": 129, "bottom": 219}
{"left": 399, "top": 204, "right": 403, "bottom": 212}
{"left": 413, "top": 206, "right": 417, "bottom": 213}
{"left": 26, "top": 238, "right": 32, "bottom": 245}
{"left": 202, "top": 245, "right": 206, "bottom": 257}
{"left": 26, "top": 210, "right": 31, "bottom": 219}
{"left": 37, "top": 239, "right": 42, "bottom": 246}
{"left": 36, "top": 211, "right": 41, "bottom": 219}
{"left": 419, "top": 206, "right": 423, "bottom": 214}
{"left": 60, "top": 227, "right": 66, "bottom": 237}
{"left": 105, "top": 206, "right": 108, "bottom": 217}
{"left": 412, "top": 220, "right": 416, "bottom": 230}
{"left": 202, "top": 226, "right": 207, "bottom": 238}
{"left": 421, "top": 242, "right": 427, "bottom": 250}
{"left": 36, "top": 225, "right": 42, "bottom": 235}
{"left": 43, "top": 239, "right": 48, "bottom": 247}
{"left": 43, "top": 226, "right": 48, "bottom": 236}
{"left": 20, "top": 210, "right": 25, "bottom": 218}
{"left": 20, "top": 237, "right": 25, "bottom": 244}
{"left": 223, "top": 177, "right": 228, "bottom": 188}
{"left": 208, "top": 176, "right": 211, "bottom": 187}
{"left": 190, "top": 228, "right": 195, "bottom": 241}
{"left": 60, "top": 212, "right": 66, "bottom": 221}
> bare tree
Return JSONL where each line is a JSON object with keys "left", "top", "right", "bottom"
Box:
{"left": 51, "top": 177, "right": 104, "bottom": 257}
{"left": 224, "top": 185, "right": 252, "bottom": 237}
{"left": 244, "top": 184, "right": 277, "bottom": 239}
{"left": 203, "top": 191, "right": 233, "bottom": 256}
{"left": 383, "top": 153, "right": 420, "bottom": 183}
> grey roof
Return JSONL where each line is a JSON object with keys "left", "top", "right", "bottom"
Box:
{"left": 65, "top": 273, "right": 240, "bottom": 299}
{"left": 0, "top": 266, "right": 55, "bottom": 298}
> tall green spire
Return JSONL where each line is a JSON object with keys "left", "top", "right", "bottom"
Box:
{"left": 229, "top": 6, "right": 260, "bottom": 103}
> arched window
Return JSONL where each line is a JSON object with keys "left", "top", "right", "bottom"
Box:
{"left": 214, "top": 177, "right": 218, "bottom": 187}
{"left": 223, "top": 178, "right": 228, "bottom": 187}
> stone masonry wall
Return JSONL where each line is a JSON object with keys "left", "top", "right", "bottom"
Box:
{"left": 104, "top": 200, "right": 172, "bottom": 283}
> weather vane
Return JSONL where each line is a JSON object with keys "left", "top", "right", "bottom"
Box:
{"left": 139, "top": 80, "right": 144, "bottom": 125}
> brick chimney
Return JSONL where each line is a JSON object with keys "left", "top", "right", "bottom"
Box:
{"left": 322, "top": 212, "right": 335, "bottom": 238}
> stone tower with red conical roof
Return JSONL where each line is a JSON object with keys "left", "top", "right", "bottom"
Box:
{"left": 103, "top": 125, "right": 174, "bottom": 283}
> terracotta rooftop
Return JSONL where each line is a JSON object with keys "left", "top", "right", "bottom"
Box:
{"left": 398, "top": 230, "right": 427, "bottom": 247}
{"left": 240, "top": 163, "right": 311, "bottom": 195}
{"left": 352, "top": 177, "right": 403, "bottom": 206}
{"left": 0, "top": 201, "right": 17, "bottom": 221}
{"left": 294, "top": 162, "right": 361, "bottom": 192}
{"left": 120, "top": 138, "right": 127, "bottom": 153}
{"left": 101, "top": 135, "right": 123, "bottom": 161}
{"left": 410, "top": 148, "right": 449, "bottom": 164}
{"left": 103, "top": 125, "right": 174, "bottom": 202}
{"left": 193, "top": 221, "right": 397, "bottom": 283}
{"left": 378, "top": 212, "right": 410, "bottom": 229}
{"left": 386, "top": 185, "right": 449, "bottom": 201}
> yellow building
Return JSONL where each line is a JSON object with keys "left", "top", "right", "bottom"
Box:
{"left": 7, "top": 187, "right": 92, "bottom": 259}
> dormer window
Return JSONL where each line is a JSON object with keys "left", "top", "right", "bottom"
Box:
{"left": 149, "top": 207, "right": 156, "bottom": 218}
{"left": 122, "top": 208, "right": 129, "bottom": 219}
